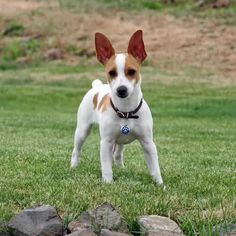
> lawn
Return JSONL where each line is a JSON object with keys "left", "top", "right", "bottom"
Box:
{"left": 0, "top": 63, "right": 235, "bottom": 235}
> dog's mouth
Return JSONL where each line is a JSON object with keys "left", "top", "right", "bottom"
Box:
{"left": 117, "top": 93, "right": 128, "bottom": 98}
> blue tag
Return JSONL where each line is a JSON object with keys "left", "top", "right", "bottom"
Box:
{"left": 121, "top": 125, "right": 130, "bottom": 135}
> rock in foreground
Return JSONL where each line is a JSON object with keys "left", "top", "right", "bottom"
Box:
{"left": 139, "top": 215, "right": 185, "bottom": 236}
{"left": 69, "top": 202, "right": 129, "bottom": 234}
{"left": 100, "top": 229, "right": 131, "bottom": 236}
{"left": 8, "top": 205, "right": 64, "bottom": 236}
{"left": 213, "top": 223, "right": 236, "bottom": 236}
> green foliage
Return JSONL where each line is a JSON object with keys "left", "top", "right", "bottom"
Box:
{"left": 1, "top": 38, "right": 41, "bottom": 62}
{"left": 57, "top": 0, "right": 165, "bottom": 11}
{"left": 142, "top": 1, "right": 163, "bottom": 10}
{"left": 0, "top": 61, "right": 23, "bottom": 71}
{"left": 66, "top": 44, "right": 81, "bottom": 56}
{"left": 101, "top": 0, "right": 164, "bottom": 10}
{"left": 194, "top": 5, "right": 236, "bottom": 25}
{"left": 0, "top": 64, "right": 235, "bottom": 235}
{"left": 2, "top": 22, "right": 25, "bottom": 37}
{"left": 2, "top": 41, "right": 25, "bottom": 61}
{"left": 25, "top": 38, "right": 41, "bottom": 54}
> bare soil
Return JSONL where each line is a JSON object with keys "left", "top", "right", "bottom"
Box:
{"left": 0, "top": 0, "right": 59, "bottom": 17}
{"left": 1, "top": 0, "right": 236, "bottom": 84}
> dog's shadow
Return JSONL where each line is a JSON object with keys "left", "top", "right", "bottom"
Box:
{"left": 113, "top": 164, "right": 155, "bottom": 185}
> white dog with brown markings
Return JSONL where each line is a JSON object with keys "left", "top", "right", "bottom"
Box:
{"left": 71, "top": 30, "right": 164, "bottom": 186}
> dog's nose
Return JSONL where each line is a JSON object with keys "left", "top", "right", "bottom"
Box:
{"left": 117, "top": 86, "right": 128, "bottom": 98}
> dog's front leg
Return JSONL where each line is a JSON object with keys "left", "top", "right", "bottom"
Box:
{"left": 140, "top": 139, "right": 164, "bottom": 186}
{"left": 100, "top": 139, "right": 113, "bottom": 183}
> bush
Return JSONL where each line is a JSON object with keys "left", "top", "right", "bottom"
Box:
{"left": 2, "top": 23, "right": 25, "bottom": 37}
{"left": 2, "top": 39, "right": 40, "bottom": 62}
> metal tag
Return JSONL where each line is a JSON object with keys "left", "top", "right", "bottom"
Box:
{"left": 121, "top": 125, "right": 130, "bottom": 135}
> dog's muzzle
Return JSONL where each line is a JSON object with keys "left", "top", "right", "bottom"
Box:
{"left": 116, "top": 86, "right": 128, "bottom": 98}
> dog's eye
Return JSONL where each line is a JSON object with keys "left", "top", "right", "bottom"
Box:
{"left": 127, "top": 69, "right": 136, "bottom": 76}
{"left": 109, "top": 70, "right": 117, "bottom": 78}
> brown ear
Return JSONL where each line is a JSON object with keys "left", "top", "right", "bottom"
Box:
{"left": 127, "top": 30, "right": 147, "bottom": 63}
{"left": 95, "top": 32, "right": 115, "bottom": 65}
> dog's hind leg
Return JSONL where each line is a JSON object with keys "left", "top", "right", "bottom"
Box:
{"left": 71, "top": 91, "right": 94, "bottom": 168}
{"left": 113, "top": 144, "right": 124, "bottom": 167}
{"left": 71, "top": 123, "right": 92, "bottom": 168}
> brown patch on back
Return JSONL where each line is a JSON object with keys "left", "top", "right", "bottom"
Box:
{"left": 93, "top": 93, "right": 98, "bottom": 109}
{"left": 125, "top": 54, "right": 141, "bottom": 84}
{"left": 98, "top": 94, "right": 111, "bottom": 112}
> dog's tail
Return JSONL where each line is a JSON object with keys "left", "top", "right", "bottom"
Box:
{"left": 92, "top": 79, "right": 103, "bottom": 88}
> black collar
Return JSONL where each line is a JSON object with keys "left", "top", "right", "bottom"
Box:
{"left": 110, "top": 98, "right": 143, "bottom": 119}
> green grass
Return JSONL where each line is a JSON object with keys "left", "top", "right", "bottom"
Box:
{"left": 0, "top": 63, "right": 236, "bottom": 235}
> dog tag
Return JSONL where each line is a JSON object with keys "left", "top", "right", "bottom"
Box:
{"left": 121, "top": 125, "right": 130, "bottom": 135}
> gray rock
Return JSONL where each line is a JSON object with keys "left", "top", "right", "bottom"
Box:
{"left": 8, "top": 205, "right": 64, "bottom": 236}
{"left": 68, "top": 212, "right": 93, "bottom": 232}
{"left": 213, "top": 223, "right": 236, "bottom": 236}
{"left": 0, "top": 231, "right": 10, "bottom": 236}
{"left": 100, "top": 229, "right": 131, "bottom": 236}
{"left": 69, "top": 202, "right": 128, "bottom": 234}
{"left": 139, "top": 215, "right": 185, "bottom": 236}
{"left": 65, "top": 229, "right": 97, "bottom": 236}
{"left": 92, "top": 202, "right": 129, "bottom": 233}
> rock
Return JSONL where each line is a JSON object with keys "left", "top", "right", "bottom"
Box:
{"left": 100, "top": 229, "right": 131, "bottom": 236}
{"left": 92, "top": 202, "right": 129, "bottom": 233}
{"left": 0, "top": 220, "right": 10, "bottom": 236}
{"left": 212, "top": 0, "right": 230, "bottom": 8}
{"left": 138, "top": 215, "right": 184, "bottom": 236}
{"left": 8, "top": 205, "right": 64, "bottom": 236}
{"left": 65, "top": 229, "right": 97, "bottom": 236}
{"left": 68, "top": 212, "right": 92, "bottom": 232}
{"left": 69, "top": 202, "right": 129, "bottom": 234}
{"left": 195, "top": 0, "right": 230, "bottom": 8}
{"left": 43, "top": 48, "right": 64, "bottom": 60}
{"left": 213, "top": 223, "right": 236, "bottom": 236}
{"left": 0, "top": 231, "right": 10, "bottom": 236}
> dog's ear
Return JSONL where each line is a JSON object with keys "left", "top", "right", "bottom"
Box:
{"left": 127, "top": 30, "right": 147, "bottom": 63}
{"left": 95, "top": 32, "right": 115, "bottom": 65}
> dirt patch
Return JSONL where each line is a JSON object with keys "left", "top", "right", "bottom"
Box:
{"left": 1, "top": 1, "right": 236, "bottom": 85}
{"left": 0, "top": 0, "right": 59, "bottom": 17}
{"left": 74, "top": 12, "right": 236, "bottom": 84}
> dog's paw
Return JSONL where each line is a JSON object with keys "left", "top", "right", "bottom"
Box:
{"left": 70, "top": 152, "right": 79, "bottom": 168}
{"left": 113, "top": 154, "right": 124, "bottom": 168}
{"left": 70, "top": 159, "right": 79, "bottom": 168}
{"left": 114, "top": 160, "right": 124, "bottom": 168}
{"left": 154, "top": 180, "right": 166, "bottom": 190}
{"left": 102, "top": 174, "right": 113, "bottom": 183}
{"left": 159, "top": 183, "right": 166, "bottom": 191}
{"left": 152, "top": 175, "right": 165, "bottom": 189}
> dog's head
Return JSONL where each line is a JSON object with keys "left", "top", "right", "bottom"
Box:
{"left": 95, "top": 30, "right": 147, "bottom": 99}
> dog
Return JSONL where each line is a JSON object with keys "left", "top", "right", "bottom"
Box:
{"left": 71, "top": 30, "right": 164, "bottom": 186}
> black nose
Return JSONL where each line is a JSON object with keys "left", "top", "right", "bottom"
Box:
{"left": 117, "top": 86, "right": 128, "bottom": 98}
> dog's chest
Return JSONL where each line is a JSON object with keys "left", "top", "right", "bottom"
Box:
{"left": 114, "top": 120, "right": 137, "bottom": 144}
